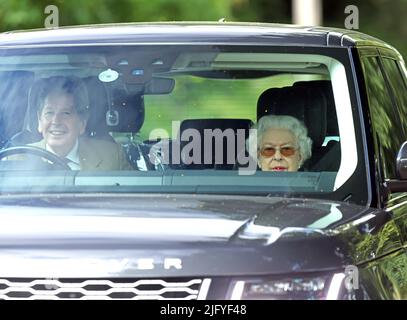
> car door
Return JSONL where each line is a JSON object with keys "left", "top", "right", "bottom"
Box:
{"left": 377, "top": 48, "right": 407, "bottom": 243}
{"left": 356, "top": 47, "right": 407, "bottom": 299}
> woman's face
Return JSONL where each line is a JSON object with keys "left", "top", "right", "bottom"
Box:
{"left": 258, "top": 128, "right": 301, "bottom": 172}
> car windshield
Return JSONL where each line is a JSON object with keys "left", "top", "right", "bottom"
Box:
{"left": 0, "top": 45, "right": 368, "bottom": 204}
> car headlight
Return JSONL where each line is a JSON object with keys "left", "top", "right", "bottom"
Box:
{"left": 228, "top": 273, "right": 346, "bottom": 300}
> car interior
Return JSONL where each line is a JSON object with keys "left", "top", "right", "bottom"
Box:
{"left": 0, "top": 49, "right": 342, "bottom": 184}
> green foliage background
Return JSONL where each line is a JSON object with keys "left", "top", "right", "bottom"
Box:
{"left": 0, "top": 0, "right": 405, "bottom": 59}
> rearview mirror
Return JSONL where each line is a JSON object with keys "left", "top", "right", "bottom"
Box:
{"left": 144, "top": 77, "right": 175, "bottom": 94}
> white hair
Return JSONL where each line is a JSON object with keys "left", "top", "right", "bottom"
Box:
{"left": 247, "top": 115, "right": 312, "bottom": 167}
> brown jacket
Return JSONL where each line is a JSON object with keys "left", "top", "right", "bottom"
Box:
{"left": 29, "top": 137, "right": 133, "bottom": 170}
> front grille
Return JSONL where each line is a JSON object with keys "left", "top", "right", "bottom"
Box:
{"left": 0, "top": 278, "right": 211, "bottom": 300}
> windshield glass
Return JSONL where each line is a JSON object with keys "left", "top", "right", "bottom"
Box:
{"left": 0, "top": 45, "right": 367, "bottom": 204}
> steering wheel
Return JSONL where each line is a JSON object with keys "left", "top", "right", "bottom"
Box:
{"left": 0, "top": 146, "right": 71, "bottom": 170}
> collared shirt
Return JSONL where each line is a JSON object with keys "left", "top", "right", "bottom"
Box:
{"left": 46, "top": 140, "right": 81, "bottom": 170}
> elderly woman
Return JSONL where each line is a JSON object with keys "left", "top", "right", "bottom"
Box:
{"left": 247, "top": 115, "right": 312, "bottom": 171}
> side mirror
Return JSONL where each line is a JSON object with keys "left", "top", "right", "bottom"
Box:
{"left": 385, "top": 141, "right": 407, "bottom": 193}
{"left": 396, "top": 141, "right": 407, "bottom": 179}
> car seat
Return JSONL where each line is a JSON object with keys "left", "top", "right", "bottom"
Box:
{"left": 293, "top": 80, "right": 341, "bottom": 171}
{"left": 257, "top": 82, "right": 340, "bottom": 171}
{"left": 0, "top": 71, "right": 35, "bottom": 146}
{"left": 103, "top": 88, "right": 148, "bottom": 170}
{"left": 177, "top": 118, "right": 253, "bottom": 170}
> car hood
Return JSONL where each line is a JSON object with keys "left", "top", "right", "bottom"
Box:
{"left": 0, "top": 193, "right": 374, "bottom": 277}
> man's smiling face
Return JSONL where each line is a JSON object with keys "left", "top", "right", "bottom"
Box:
{"left": 38, "top": 91, "right": 87, "bottom": 157}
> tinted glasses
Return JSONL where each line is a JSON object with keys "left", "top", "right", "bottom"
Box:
{"left": 260, "top": 146, "right": 297, "bottom": 157}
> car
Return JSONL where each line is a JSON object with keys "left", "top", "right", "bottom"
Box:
{"left": 0, "top": 22, "right": 406, "bottom": 300}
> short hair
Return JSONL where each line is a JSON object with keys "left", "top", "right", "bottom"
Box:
{"left": 37, "top": 76, "right": 90, "bottom": 119}
{"left": 247, "top": 115, "right": 312, "bottom": 167}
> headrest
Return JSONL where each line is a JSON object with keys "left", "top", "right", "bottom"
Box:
{"left": 180, "top": 118, "right": 253, "bottom": 133}
{"left": 257, "top": 85, "right": 327, "bottom": 147}
{"left": 82, "top": 76, "right": 110, "bottom": 139}
{"left": 105, "top": 89, "right": 144, "bottom": 133}
{"left": 179, "top": 118, "right": 253, "bottom": 169}
{"left": 79, "top": 78, "right": 145, "bottom": 135}
{"left": 24, "top": 77, "right": 48, "bottom": 140}
{"left": 0, "top": 71, "right": 35, "bottom": 142}
{"left": 293, "top": 80, "right": 338, "bottom": 136}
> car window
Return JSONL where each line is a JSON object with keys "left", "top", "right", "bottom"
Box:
{"left": 361, "top": 56, "right": 405, "bottom": 180}
{"left": 381, "top": 58, "right": 407, "bottom": 116}
{"left": 140, "top": 73, "right": 325, "bottom": 141}
{"left": 0, "top": 46, "right": 363, "bottom": 202}
{"left": 399, "top": 60, "right": 407, "bottom": 87}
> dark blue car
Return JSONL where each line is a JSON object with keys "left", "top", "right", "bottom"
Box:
{"left": 0, "top": 22, "right": 406, "bottom": 300}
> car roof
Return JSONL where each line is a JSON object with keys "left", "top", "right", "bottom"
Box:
{"left": 0, "top": 22, "right": 396, "bottom": 50}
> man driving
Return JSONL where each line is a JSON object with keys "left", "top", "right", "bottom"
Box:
{"left": 31, "top": 76, "right": 132, "bottom": 170}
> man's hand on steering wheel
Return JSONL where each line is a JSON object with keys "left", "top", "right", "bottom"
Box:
{"left": 0, "top": 146, "right": 72, "bottom": 170}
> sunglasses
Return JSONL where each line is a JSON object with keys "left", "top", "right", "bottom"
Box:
{"left": 260, "top": 146, "right": 297, "bottom": 157}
